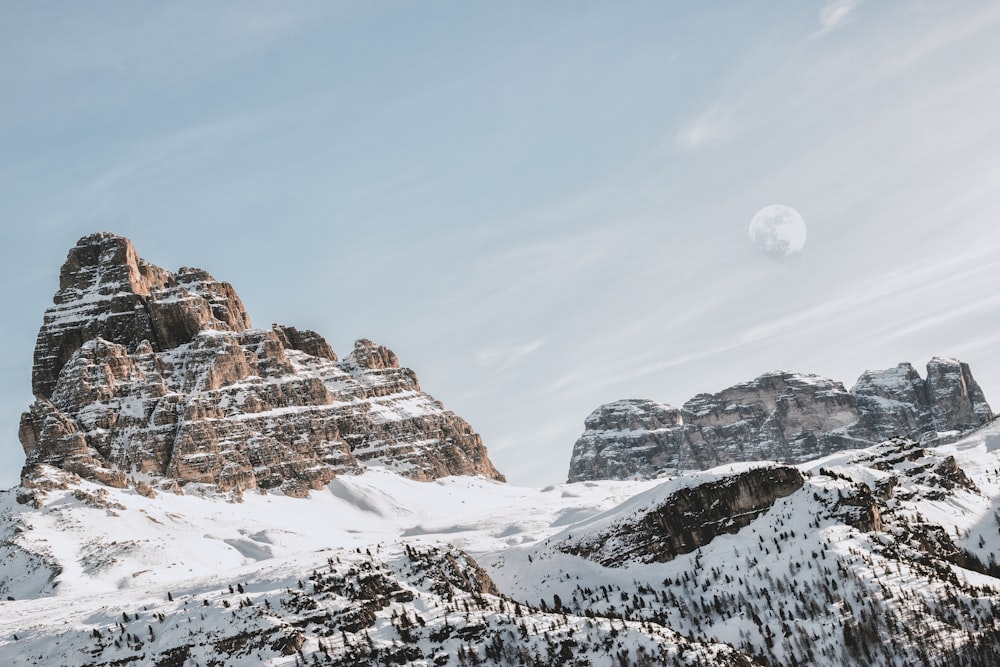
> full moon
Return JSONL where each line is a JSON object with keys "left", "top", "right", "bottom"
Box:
{"left": 748, "top": 204, "right": 807, "bottom": 257}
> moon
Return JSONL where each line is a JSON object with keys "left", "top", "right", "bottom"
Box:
{"left": 748, "top": 204, "right": 807, "bottom": 257}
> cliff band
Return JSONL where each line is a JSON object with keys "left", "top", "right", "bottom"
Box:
{"left": 19, "top": 232, "right": 503, "bottom": 497}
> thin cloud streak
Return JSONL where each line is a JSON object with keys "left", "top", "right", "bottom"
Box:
{"left": 0, "top": 3, "right": 334, "bottom": 82}
{"left": 815, "top": 0, "right": 861, "bottom": 37}
{"left": 675, "top": 104, "right": 734, "bottom": 150}
{"left": 877, "top": 295, "right": 1000, "bottom": 345}
{"left": 477, "top": 340, "right": 545, "bottom": 372}
{"left": 872, "top": 4, "right": 1000, "bottom": 79}
{"left": 84, "top": 116, "right": 264, "bottom": 195}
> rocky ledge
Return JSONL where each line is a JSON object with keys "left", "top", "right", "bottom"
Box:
{"left": 569, "top": 361, "right": 992, "bottom": 482}
{"left": 18, "top": 232, "right": 504, "bottom": 497}
{"left": 559, "top": 465, "right": 804, "bottom": 566}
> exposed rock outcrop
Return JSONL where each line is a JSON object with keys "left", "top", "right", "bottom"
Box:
{"left": 567, "top": 400, "right": 685, "bottom": 483}
{"left": 19, "top": 233, "right": 504, "bottom": 497}
{"left": 683, "top": 371, "right": 872, "bottom": 466}
{"left": 851, "top": 437, "right": 979, "bottom": 501}
{"left": 924, "top": 357, "right": 994, "bottom": 431}
{"left": 568, "top": 361, "right": 993, "bottom": 482}
{"left": 851, "top": 359, "right": 993, "bottom": 440}
{"left": 559, "top": 465, "right": 804, "bottom": 566}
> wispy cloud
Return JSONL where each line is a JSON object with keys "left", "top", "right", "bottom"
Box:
{"left": 477, "top": 340, "right": 545, "bottom": 372}
{"left": 675, "top": 104, "right": 734, "bottom": 150}
{"left": 85, "top": 116, "right": 263, "bottom": 195}
{"left": 740, "top": 240, "right": 1000, "bottom": 346}
{"left": 877, "top": 295, "right": 1000, "bottom": 345}
{"left": 872, "top": 4, "right": 1000, "bottom": 79}
{"left": 815, "top": 0, "right": 861, "bottom": 37}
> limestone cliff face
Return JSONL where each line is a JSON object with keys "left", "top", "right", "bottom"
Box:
{"left": 851, "top": 363, "right": 930, "bottom": 441}
{"left": 19, "top": 233, "right": 504, "bottom": 497}
{"left": 924, "top": 357, "right": 993, "bottom": 431}
{"left": 568, "top": 361, "right": 993, "bottom": 483}
{"left": 851, "top": 359, "right": 993, "bottom": 440}
{"left": 682, "top": 372, "right": 871, "bottom": 467}
{"left": 559, "top": 465, "right": 804, "bottom": 566}
{"left": 568, "top": 400, "right": 685, "bottom": 483}
{"left": 31, "top": 235, "right": 250, "bottom": 400}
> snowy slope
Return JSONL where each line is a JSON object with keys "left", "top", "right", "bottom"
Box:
{"left": 1, "top": 468, "right": 663, "bottom": 600}
{"left": 488, "top": 428, "right": 1000, "bottom": 666}
{"left": 0, "top": 541, "right": 757, "bottom": 667}
{"left": 1, "top": 471, "right": 754, "bottom": 665}
{"left": 3, "top": 425, "right": 1000, "bottom": 665}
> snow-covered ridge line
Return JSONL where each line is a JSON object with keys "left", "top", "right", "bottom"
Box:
{"left": 559, "top": 463, "right": 804, "bottom": 566}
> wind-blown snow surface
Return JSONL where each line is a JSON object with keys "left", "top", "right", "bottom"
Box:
{"left": 1, "top": 471, "right": 663, "bottom": 599}
{"left": 3, "top": 473, "right": 749, "bottom": 666}
{"left": 3, "top": 424, "right": 1000, "bottom": 665}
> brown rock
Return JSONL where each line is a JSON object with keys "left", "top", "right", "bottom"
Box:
{"left": 346, "top": 338, "right": 399, "bottom": 370}
{"left": 32, "top": 232, "right": 250, "bottom": 399}
{"left": 19, "top": 233, "right": 504, "bottom": 496}
{"left": 272, "top": 324, "right": 337, "bottom": 361}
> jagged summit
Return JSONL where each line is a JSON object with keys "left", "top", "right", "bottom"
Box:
{"left": 569, "top": 359, "right": 993, "bottom": 482}
{"left": 853, "top": 358, "right": 994, "bottom": 437}
{"left": 18, "top": 233, "right": 504, "bottom": 499}
{"left": 32, "top": 232, "right": 251, "bottom": 399}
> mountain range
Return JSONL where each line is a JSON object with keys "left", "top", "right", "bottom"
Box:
{"left": 568, "top": 360, "right": 993, "bottom": 482}
{"left": 19, "top": 232, "right": 501, "bottom": 502}
{"left": 2, "top": 233, "right": 999, "bottom": 666}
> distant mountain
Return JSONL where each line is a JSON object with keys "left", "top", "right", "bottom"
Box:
{"left": 503, "top": 425, "right": 1000, "bottom": 666}
{"left": 18, "top": 232, "right": 503, "bottom": 498}
{"left": 568, "top": 360, "right": 993, "bottom": 482}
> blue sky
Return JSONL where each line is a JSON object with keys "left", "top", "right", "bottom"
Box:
{"left": 3, "top": 1, "right": 1000, "bottom": 487}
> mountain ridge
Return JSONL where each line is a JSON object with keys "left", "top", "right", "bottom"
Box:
{"left": 4, "top": 232, "right": 1000, "bottom": 666}
{"left": 5, "top": 421, "right": 1000, "bottom": 665}
{"left": 568, "top": 360, "right": 993, "bottom": 482}
{"left": 18, "top": 232, "right": 503, "bottom": 499}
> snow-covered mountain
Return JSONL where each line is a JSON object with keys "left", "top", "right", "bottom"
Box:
{"left": 19, "top": 233, "right": 502, "bottom": 497}
{"left": 0, "top": 467, "right": 763, "bottom": 666}
{"left": 3, "top": 232, "right": 1000, "bottom": 666}
{"left": 3, "top": 423, "right": 1000, "bottom": 665}
{"left": 496, "top": 424, "right": 1000, "bottom": 665}
{"left": 568, "top": 361, "right": 993, "bottom": 483}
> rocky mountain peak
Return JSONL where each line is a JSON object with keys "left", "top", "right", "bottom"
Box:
{"left": 851, "top": 362, "right": 925, "bottom": 401}
{"left": 925, "top": 356, "right": 993, "bottom": 430}
{"left": 271, "top": 324, "right": 337, "bottom": 361}
{"left": 56, "top": 231, "right": 168, "bottom": 296}
{"left": 346, "top": 338, "right": 401, "bottom": 370}
{"left": 569, "top": 358, "right": 993, "bottom": 482}
{"left": 851, "top": 356, "right": 993, "bottom": 442}
{"left": 583, "top": 399, "right": 683, "bottom": 432}
{"left": 33, "top": 232, "right": 251, "bottom": 399}
{"left": 19, "top": 233, "right": 503, "bottom": 498}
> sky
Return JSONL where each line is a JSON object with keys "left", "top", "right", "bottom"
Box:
{"left": 2, "top": 1, "right": 1000, "bottom": 489}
